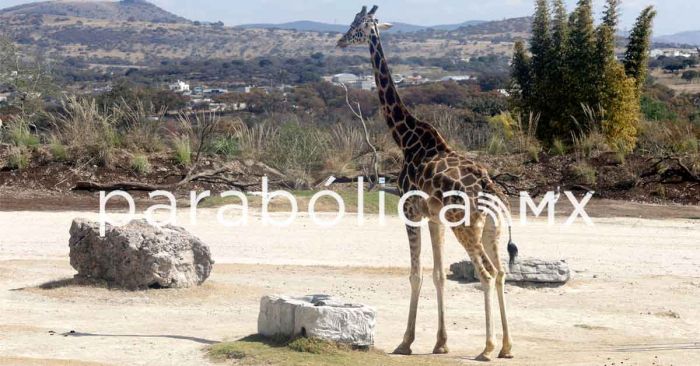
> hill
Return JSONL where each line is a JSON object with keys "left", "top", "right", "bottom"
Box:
{"left": 0, "top": 0, "right": 189, "bottom": 24}
{"left": 0, "top": 1, "right": 520, "bottom": 66}
{"left": 236, "top": 20, "right": 487, "bottom": 34}
{"left": 656, "top": 30, "right": 700, "bottom": 46}
{"left": 450, "top": 16, "right": 532, "bottom": 36}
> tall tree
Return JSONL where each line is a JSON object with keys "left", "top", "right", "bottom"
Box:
{"left": 530, "top": 0, "right": 553, "bottom": 123}
{"left": 596, "top": 0, "right": 620, "bottom": 66}
{"left": 548, "top": 0, "right": 570, "bottom": 132}
{"left": 510, "top": 40, "right": 533, "bottom": 112}
{"left": 600, "top": 62, "right": 640, "bottom": 153}
{"left": 624, "top": 6, "right": 657, "bottom": 92}
{"left": 565, "top": 0, "right": 597, "bottom": 132}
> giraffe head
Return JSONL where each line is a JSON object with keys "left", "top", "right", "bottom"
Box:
{"left": 337, "top": 5, "right": 392, "bottom": 48}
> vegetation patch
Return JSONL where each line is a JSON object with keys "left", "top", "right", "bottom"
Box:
{"left": 207, "top": 335, "right": 457, "bottom": 366}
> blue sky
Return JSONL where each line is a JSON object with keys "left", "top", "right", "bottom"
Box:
{"left": 0, "top": 0, "right": 695, "bottom": 35}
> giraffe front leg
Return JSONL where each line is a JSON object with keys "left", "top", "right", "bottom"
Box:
{"left": 394, "top": 224, "right": 422, "bottom": 355}
{"left": 429, "top": 221, "right": 449, "bottom": 354}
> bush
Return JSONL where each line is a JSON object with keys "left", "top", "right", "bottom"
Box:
{"left": 7, "top": 117, "right": 39, "bottom": 148}
{"left": 526, "top": 144, "right": 541, "bottom": 162}
{"left": 7, "top": 147, "right": 29, "bottom": 170}
{"left": 551, "top": 138, "right": 567, "bottom": 156}
{"left": 49, "top": 141, "right": 68, "bottom": 161}
{"left": 486, "top": 136, "right": 507, "bottom": 155}
{"left": 210, "top": 136, "right": 239, "bottom": 158}
{"left": 130, "top": 154, "right": 151, "bottom": 175}
{"left": 573, "top": 132, "right": 609, "bottom": 158}
{"left": 570, "top": 162, "right": 597, "bottom": 186}
{"left": 264, "top": 122, "right": 329, "bottom": 177}
{"left": 173, "top": 136, "right": 192, "bottom": 166}
{"left": 52, "top": 96, "right": 119, "bottom": 164}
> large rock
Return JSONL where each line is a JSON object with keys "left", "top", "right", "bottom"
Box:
{"left": 258, "top": 295, "right": 376, "bottom": 347}
{"left": 450, "top": 258, "right": 570, "bottom": 284}
{"left": 69, "top": 219, "right": 214, "bottom": 289}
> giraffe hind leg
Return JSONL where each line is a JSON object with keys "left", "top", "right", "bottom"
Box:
{"left": 482, "top": 217, "right": 514, "bottom": 359}
{"left": 452, "top": 221, "right": 498, "bottom": 361}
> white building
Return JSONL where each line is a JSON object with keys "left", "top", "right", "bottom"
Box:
{"left": 441, "top": 75, "right": 473, "bottom": 82}
{"left": 329, "top": 73, "right": 375, "bottom": 91}
{"left": 169, "top": 80, "right": 190, "bottom": 93}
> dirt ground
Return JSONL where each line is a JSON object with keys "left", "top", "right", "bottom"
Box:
{"left": 1, "top": 202, "right": 699, "bottom": 366}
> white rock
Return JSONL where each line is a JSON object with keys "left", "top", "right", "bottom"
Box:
{"left": 450, "top": 258, "right": 570, "bottom": 284}
{"left": 258, "top": 295, "right": 376, "bottom": 346}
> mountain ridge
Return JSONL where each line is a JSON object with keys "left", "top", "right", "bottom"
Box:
{"left": 235, "top": 20, "right": 487, "bottom": 34}
{"left": 0, "top": 0, "right": 189, "bottom": 24}
{"left": 656, "top": 30, "right": 700, "bottom": 46}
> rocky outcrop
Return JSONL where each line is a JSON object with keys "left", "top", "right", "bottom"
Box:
{"left": 450, "top": 258, "right": 570, "bottom": 284}
{"left": 258, "top": 295, "right": 376, "bottom": 346}
{"left": 69, "top": 219, "right": 214, "bottom": 289}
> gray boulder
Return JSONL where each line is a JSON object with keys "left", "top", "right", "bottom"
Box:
{"left": 69, "top": 219, "right": 214, "bottom": 289}
{"left": 258, "top": 295, "right": 376, "bottom": 347}
{"left": 450, "top": 258, "right": 570, "bottom": 284}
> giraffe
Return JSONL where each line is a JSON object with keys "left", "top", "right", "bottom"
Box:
{"left": 338, "top": 6, "right": 516, "bottom": 361}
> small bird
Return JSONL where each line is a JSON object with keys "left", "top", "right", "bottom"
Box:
{"left": 507, "top": 226, "right": 519, "bottom": 267}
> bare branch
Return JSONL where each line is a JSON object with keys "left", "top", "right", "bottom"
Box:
{"left": 341, "top": 83, "right": 381, "bottom": 190}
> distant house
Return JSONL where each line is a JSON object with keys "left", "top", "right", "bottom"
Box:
{"left": 329, "top": 73, "right": 375, "bottom": 91}
{"left": 169, "top": 80, "right": 190, "bottom": 93}
{"left": 650, "top": 48, "right": 695, "bottom": 58}
{"left": 331, "top": 73, "right": 360, "bottom": 84}
{"left": 441, "top": 75, "right": 473, "bottom": 82}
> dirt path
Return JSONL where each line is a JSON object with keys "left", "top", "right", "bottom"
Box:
{"left": 1, "top": 205, "right": 699, "bottom": 365}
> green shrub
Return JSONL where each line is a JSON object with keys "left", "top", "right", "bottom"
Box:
{"left": 551, "top": 138, "right": 567, "bottom": 156}
{"left": 49, "top": 141, "right": 69, "bottom": 161}
{"left": 7, "top": 118, "right": 39, "bottom": 148}
{"left": 570, "top": 162, "right": 597, "bottom": 186}
{"left": 7, "top": 147, "right": 29, "bottom": 170}
{"left": 173, "top": 136, "right": 192, "bottom": 166}
{"left": 264, "top": 122, "right": 328, "bottom": 176}
{"left": 527, "top": 144, "right": 541, "bottom": 162}
{"left": 210, "top": 136, "right": 239, "bottom": 158}
{"left": 573, "top": 132, "right": 609, "bottom": 158}
{"left": 130, "top": 154, "right": 151, "bottom": 175}
{"left": 673, "top": 137, "right": 699, "bottom": 154}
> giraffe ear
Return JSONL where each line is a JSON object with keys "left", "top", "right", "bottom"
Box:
{"left": 377, "top": 23, "right": 393, "bottom": 30}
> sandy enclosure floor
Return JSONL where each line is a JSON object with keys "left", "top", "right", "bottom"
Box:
{"left": 0, "top": 205, "right": 699, "bottom": 365}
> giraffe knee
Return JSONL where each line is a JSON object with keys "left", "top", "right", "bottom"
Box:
{"left": 496, "top": 270, "right": 506, "bottom": 286}
{"left": 432, "top": 267, "right": 446, "bottom": 286}
{"left": 409, "top": 274, "right": 422, "bottom": 289}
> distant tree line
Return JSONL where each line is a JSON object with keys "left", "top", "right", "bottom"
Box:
{"left": 510, "top": 0, "right": 656, "bottom": 152}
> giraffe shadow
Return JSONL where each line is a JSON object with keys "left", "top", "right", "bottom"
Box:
{"left": 60, "top": 331, "right": 218, "bottom": 345}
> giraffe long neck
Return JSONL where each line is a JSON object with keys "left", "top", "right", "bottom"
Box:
{"left": 368, "top": 26, "right": 451, "bottom": 159}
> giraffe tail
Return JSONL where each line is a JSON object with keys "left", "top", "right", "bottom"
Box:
{"left": 507, "top": 226, "right": 518, "bottom": 267}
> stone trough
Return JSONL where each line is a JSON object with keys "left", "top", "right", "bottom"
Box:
{"left": 450, "top": 258, "right": 571, "bottom": 285}
{"left": 258, "top": 295, "right": 376, "bottom": 347}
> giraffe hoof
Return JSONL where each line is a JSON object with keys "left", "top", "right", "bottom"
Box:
{"left": 393, "top": 344, "right": 412, "bottom": 355}
{"left": 498, "top": 350, "right": 514, "bottom": 359}
{"left": 432, "top": 345, "right": 449, "bottom": 354}
{"left": 475, "top": 352, "right": 493, "bottom": 362}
